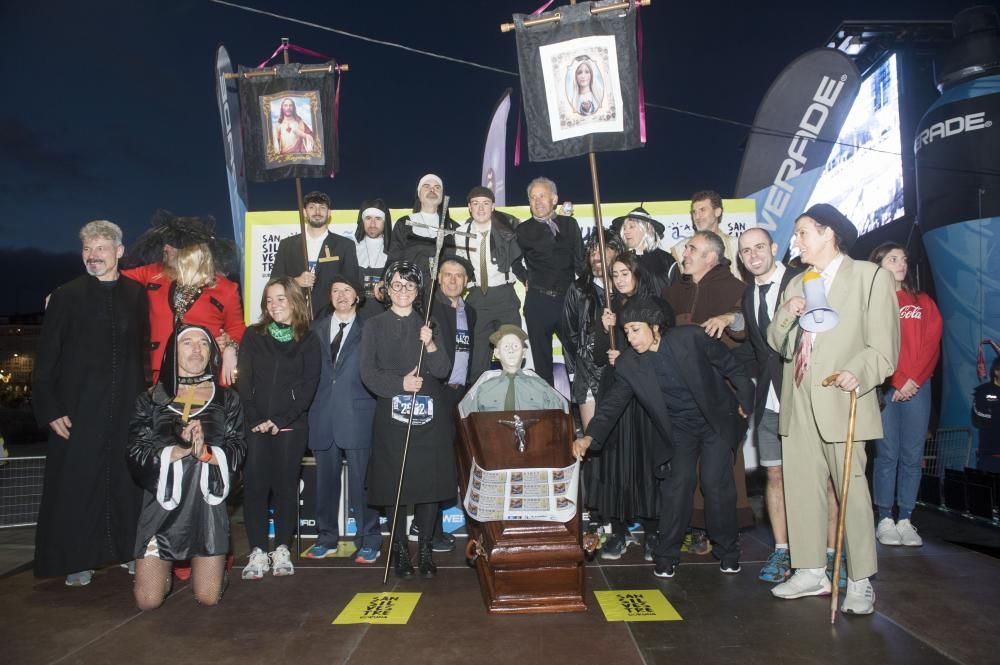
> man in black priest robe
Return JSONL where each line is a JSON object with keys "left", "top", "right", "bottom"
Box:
{"left": 32, "top": 220, "right": 149, "bottom": 585}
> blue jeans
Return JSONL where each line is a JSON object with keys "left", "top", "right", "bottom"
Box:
{"left": 874, "top": 384, "right": 931, "bottom": 521}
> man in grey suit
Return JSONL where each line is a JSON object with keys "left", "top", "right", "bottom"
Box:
{"left": 306, "top": 274, "right": 382, "bottom": 563}
{"left": 767, "top": 204, "right": 899, "bottom": 615}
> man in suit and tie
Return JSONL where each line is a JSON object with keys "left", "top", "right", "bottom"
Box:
{"left": 572, "top": 297, "right": 754, "bottom": 579}
{"left": 272, "top": 190, "right": 361, "bottom": 318}
{"left": 306, "top": 274, "right": 382, "bottom": 563}
{"left": 767, "top": 204, "right": 899, "bottom": 615}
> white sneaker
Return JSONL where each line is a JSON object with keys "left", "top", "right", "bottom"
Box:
{"left": 270, "top": 545, "right": 294, "bottom": 577}
{"left": 841, "top": 577, "right": 876, "bottom": 615}
{"left": 895, "top": 519, "right": 922, "bottom": 547}
{"left": 64, "top": 570, "right": 94, "bottom": 587}
{"left": 771, "top": 568, "right": 831, "bottom": 599}
{"left": 242, "top": 547, "right": 270, "bottom": 580}
{"left": 876, "top": 517, "right": 902, "bottom": 546}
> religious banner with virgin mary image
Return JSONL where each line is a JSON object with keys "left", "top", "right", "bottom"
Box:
{"left": 514, "top": 1, "right": 642, "bottom": 162}
{"left": 237, "top": 62, "right": 340, "bottom": 182}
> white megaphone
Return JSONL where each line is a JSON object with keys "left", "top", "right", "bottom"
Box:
{"left": 799, "top": 270, "right": 839, "bottom": 333}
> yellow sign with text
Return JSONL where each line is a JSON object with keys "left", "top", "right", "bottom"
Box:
{"left": 594, "top": 590, "right": 683, "bottom": 622}
{"left": 332, "top": 592, "right": 421, "bottom": 625}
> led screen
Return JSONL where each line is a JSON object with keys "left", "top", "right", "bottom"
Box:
{"left": 805, "top": 52, "right": 905, "bottom": 235}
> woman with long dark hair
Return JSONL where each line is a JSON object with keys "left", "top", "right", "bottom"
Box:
{"left": 360, "top": 261, "right": 453, "bottom": 579}
{"left": 594, "top": 254, "right": 675, "bottom": 559}
{"left": 868, "top": 242, "right": 942, "bottom": 547}
{"left": 237, "top": 277, "right": 321, "bottom": 579}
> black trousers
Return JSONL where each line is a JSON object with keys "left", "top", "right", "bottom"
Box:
{"left": 524, "top": 287, "right": 569, "bottom": 386}
{"left": 244, "top": 429, "right": 309, "bottom": 550}
{"left": 653, "top": 424, "right": 739, "bottom": 565}
{"left": 386, "top": 502, "right": 438, "bottom": 548}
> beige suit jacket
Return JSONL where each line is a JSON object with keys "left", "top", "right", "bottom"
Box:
{"left": 767, "top": 256, "right": 899, "bottom": 443}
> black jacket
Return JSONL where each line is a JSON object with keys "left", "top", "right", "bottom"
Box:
{"left": 236, "top": 329, "right": 321, "bottom": 430}
{"left": 430, "top": 291, "right": 477, "bottom": 386}
{"left": 271, "top": 232, "right": 361, "bottom": 318}
{"left": 587, "top": 325, "right": 754, "bottom": 472}
{"left": 388, "top": 214, "right": 459, "bottom": 287}
{"left": 562, "top": 275, "right": 611, "bottom": 399}
{"left": 512, "top": 215, "right": 585, "bottom": 292}
{"left": 456, "top": 211, "right": 523, "bottom": 285}
{"left": 733, "top": 264, "right": 802, "bottom": 430}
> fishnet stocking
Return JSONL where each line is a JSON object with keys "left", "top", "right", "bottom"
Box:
{"left": 134, "top": 539, "right": 172, "bottom": 610}
{"left": 191, "top": 555, "right": 228, "bottom": 606}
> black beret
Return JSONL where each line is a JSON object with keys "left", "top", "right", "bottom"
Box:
{"left": 799, "top": 203, "right": 858, "bottom": 253}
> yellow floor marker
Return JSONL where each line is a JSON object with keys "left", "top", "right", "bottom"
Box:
{"left": 594, "top": 590, "right": 683, "bottom": 622}
{"left": 333, "top": 592, "right": 422, "bottom": 625}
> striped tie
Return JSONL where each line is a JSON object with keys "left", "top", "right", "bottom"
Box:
{"left": 793, "top": 330, "right": 813, "bottom": 387}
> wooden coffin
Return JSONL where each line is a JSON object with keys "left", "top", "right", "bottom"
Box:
{"left": 456, "top": 409, "right": 586, "bottom": 614}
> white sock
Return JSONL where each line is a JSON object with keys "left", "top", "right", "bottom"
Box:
{"left": 775, "top": 543, "right": 788, "bottom": 550}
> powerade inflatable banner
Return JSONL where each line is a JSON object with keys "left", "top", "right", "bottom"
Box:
{"left": 916, "top": 74, "right": 1000, "bottom": 459}
{"left": 734, "top": 48, "right": 861, "bottom": 252}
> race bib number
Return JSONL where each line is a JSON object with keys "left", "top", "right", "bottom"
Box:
{"left": 392, "top": 394, "right": 434, "bottom": 426}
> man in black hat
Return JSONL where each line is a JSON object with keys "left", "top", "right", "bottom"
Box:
{"left": 307, "top": 273, "right": 382, "bottom": 563}
{"left": 611, "top": 206, "right": 675, "bottom": 293}
{"left": 767, "top": 203, "right": 899, "bottom": 615}
{"left": 272, "top": 190, "right": 361, "bottom": 318}
{"left": 455, "top": 186, "right": 523, "bottom": 383}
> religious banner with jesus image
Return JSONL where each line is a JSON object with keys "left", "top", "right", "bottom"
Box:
{"left": 237, "top": 62, "right": 340, "bottom": 182}
{"left": 514, "top": 1, "right": 642, "bottom": 161}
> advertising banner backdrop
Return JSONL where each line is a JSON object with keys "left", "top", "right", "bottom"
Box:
{"left": 482, "top": 89, "right": 512, "bottom": 206}
{"left": 215, "top": 45, "right": 249, "bottom": 260}
{"left": 243, "top": 199, "right": 756, "bottom": 325}
{"left": 915, "top": 74, "right": 1000, "bottom": 459}
{"left": 514, "top": 1, "right": 642, "bottom": 162}
{"left": 238, "top": 62, "right": 340, "bottom": 182}
{"left": 734, "top": 48, "right": 861, "bottom": 252}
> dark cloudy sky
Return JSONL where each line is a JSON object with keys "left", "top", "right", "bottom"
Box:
{"left": 0, "top": 0, "right": 978, "bottom": 311}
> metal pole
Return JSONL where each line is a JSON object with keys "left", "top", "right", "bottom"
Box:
{"left": 587, "top": 152, "right": 615, "bottom": 351}
{"left": 281, "top": 37, "right": 313, "bottom": 319}
{"left": 383, "top": 196, "right": 451, "bottom": 584}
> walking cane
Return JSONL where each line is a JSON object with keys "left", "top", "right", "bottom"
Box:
{"left": 822, "top": 373, "right": 858, "bottom": 624}
{"left": 382, "top": 196, "right": 453, "bottom": 584}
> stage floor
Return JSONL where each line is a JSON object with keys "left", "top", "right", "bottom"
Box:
{"left": 3, "top": 511, "right": 999, "bottom": 665}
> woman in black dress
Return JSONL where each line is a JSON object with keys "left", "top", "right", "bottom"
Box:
{"left": 595, "top": 253, "right": 675, "bottom": 559}
{"left": 128, "top": 324, "right": 245, "bottom": 609}
{"left": 237, "top": 277, "right": 321, "bottom": 580}
{"left": 361, "top": 261, "right": 453, "bottom": 579}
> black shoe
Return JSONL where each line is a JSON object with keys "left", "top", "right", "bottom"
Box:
{"left": 393, "top": 543, "right": 414, "bottom": 579}
{"left": 720, "top": 560, "right": 741, "bottom": 574}
{"left": 418, "top": 543, "right": 437, "bottom": 578}
{"left": 643, "top": 533, "right": 658, "bottom": 562}
{"left": 408, "top": 522, "right": 420, "bottom": 542}
{"left": 432, "top": 533, "right": 456, "bottom": 553}
{"left": 653, "top": 561, "right": 676, "bottom": 578}
{"left": 600, "top": 533, "right": 627, "bottom": 560}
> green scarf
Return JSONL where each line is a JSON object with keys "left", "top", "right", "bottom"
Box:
{"left": 268, "top": 321, "right": 293, "bottom": 343}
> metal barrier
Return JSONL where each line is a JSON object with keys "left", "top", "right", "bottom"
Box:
{"left": 923, "top": 428, "right": 972, "bottom": 477}
{"left": 0, "top": 456, "right": 45, "bottom": 528}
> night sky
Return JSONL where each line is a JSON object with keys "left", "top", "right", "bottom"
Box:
{"left": 0, "top": 0, "right": 978, "bottom": 312}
